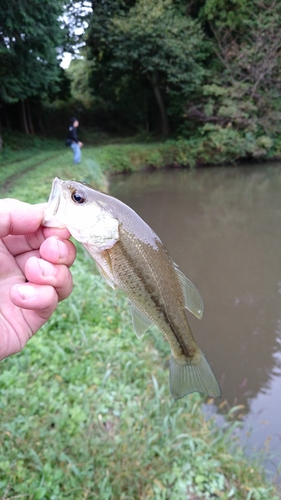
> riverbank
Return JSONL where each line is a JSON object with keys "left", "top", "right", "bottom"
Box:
{"left": 2, "top": 128, "right": 281, "bottom": 175}
{"left": 0, "top": 138, "right": 280, "bottom": 498}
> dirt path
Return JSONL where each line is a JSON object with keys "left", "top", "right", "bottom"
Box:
{"left": 0, "top": 152, "right": 61, "bottom": 195}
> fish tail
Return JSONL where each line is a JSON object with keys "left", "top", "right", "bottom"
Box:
{"left": 169, "top": 350, "right": 221, "bottom": 400}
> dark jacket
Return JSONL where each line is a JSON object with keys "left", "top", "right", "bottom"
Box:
{"left": 67, "top": 125, "right": 79, "bottom": 144}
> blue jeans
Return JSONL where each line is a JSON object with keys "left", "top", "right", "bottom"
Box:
{"left": 71, "top": 142, "right": 81, "bottom": 164}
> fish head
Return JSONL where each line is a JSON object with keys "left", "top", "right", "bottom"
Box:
{"left": 43, "top": 177, "right": 119, "bottom": 249}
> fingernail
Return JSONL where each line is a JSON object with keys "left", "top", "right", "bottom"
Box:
{"left": 39, "top": 260, "right": 55, "bottom": 276}
{"left": 17, "top": 285, "right": 36, "bottom": 300}
{"left": 57, "top": 240, "right": 68, "bottom": 259}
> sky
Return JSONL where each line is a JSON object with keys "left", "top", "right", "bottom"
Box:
{"left": 61, "top": 52, "right": 73, "bottom": 69}
{"left": 59, "top": 1, "right": 91, "bottom": 69}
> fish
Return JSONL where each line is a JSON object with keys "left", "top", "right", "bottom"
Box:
{"left": 43, "top": 177, "right": 221, "bottom": 400}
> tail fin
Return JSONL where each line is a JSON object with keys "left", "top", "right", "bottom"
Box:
{"left": 169, "top": 351, "right": 221, "bottom": 400}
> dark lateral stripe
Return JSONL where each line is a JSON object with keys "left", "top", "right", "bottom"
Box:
{"left": 118, "top": 235, "right": 190, "bottom": 357}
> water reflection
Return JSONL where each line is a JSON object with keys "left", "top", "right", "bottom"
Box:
{"left": 110, "top": 165, "right": 281, "bottom": 418}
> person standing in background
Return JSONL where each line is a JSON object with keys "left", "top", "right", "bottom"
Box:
{"left": 66, "top": 117, "right": 83, "bottom": 164}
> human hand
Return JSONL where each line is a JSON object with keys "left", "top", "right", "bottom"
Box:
{"left": 78, "top": 141, "right": 83, "bottom": 148}
{"left": 0, "top": 199, "right": 76, "bottom": 360}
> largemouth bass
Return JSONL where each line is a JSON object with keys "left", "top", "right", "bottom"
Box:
{"left": 43, "top": 177, "right": 221, "bottom": 400}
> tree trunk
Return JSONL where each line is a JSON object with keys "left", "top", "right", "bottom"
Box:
{"left": 0, "top": 121, "right": 3, "bottom": 150}
{"left": 26, "top": 99, "right": 35, "bottom": 134}
{"left": 2, "top": 102, "right": 9, "bottom": 127}
{"left": 148, "top": 71, "right": 170, "bottom": 137}
{"left": 36, "top": 101, "right": 46, "bottom": 136}
{"left": 144, "top": 95, "right": 149, "bottom": 133}
{"left": 20, "top": 100, "right": 30, "bottom": 134}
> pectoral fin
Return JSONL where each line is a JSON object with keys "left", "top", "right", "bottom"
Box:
{"left": 174, "top": 265, "right": 204, "bottom": 320}
{"left": 95, "top": 262, "right": 116, "bottom": 289}
{"left": 131, "top": 303, "right": 153, "bottom": 338}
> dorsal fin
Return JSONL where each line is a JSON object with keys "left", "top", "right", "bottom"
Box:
{"left": 174, "top": 265, "right": 204, "bottom": 320}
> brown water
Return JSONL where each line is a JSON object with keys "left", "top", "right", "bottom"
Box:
{"left": 110, "top": 164, "right": 281, "bottom": 477}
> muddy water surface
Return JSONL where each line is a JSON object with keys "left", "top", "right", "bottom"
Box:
{"left": 110, "top": 164, "right": 281, "bottom": 478}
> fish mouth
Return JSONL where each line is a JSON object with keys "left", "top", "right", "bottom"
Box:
{"left": 49, "top": 178, "right": 62, "bottom": 216}
{"left": 43, "top": 177, "right": 65, "bottom": 227}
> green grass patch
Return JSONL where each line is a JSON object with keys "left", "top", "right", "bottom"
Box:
{"left": 0, "top": 136, "right": 280, "bottom": 499}
{"left": 0, "top": 145, "right": 108, "bottom": 200}
{"left": 1, "top": 247, "right": 279, "bottom": 499}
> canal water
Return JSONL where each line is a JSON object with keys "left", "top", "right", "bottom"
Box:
{"left": 110, "top": 163, "right": 281, "bottom": 480}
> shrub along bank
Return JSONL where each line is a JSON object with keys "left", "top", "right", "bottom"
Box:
{"left": 2, "top": 127, "right": 281, "bottom": 178}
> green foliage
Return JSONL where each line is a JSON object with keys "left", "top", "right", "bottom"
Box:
{"left": 185, "top": 0, "right": 281, "bottom": 142}
{"left": 0, "top": 149, "right": 280, "bottom": 497}
{"left": 201, "top": 0, "right": 252, "bottom": 30}
{"left": 1, "top": 0, "right": 281, "bottom": 164}
{"left": 0, "top": 0, "right": 66, "bottom": 103}
{"left": 66, "top": 56, "right": 97, "bottom": 108}
{"left": 86, "top": 0, "right": 207, "bottom": 136}
{"left": 109, "top": 0, "right": 205, "bottom": 91}
{"left": 60, "top": 0, "right": 281, "bottom": 158}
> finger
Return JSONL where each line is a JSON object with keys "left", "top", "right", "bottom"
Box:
{"left": 0, "top": 200, "right": 45, "bottom": 238}
{"left": 10, "top": 283, "right": 58, "bottom": 320}
{"left": 14, "top": 236, "right": 76, "bottom": 277}
{"left": 42, "top": 226, "right": 72, "bottom": 240}
{"left": 4, "top": 229, "right": 45, "bottom": 256}
{"left": 40, "top": 236, "right": 76, "bottom": 266}
{"left": 3, "top": 224, "right": 73, "bottom": 258}
{"left": 25, "top": 256, "right": 73, "bottom": 301}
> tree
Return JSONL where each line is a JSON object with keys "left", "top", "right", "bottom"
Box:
{"left": 66, "top": 56, "right": 96, "bottom": 107}
{"left": 185, "top": 0, "right": 281, "bottom": 143}
{"left": 0, "top": 0, "right": 67, "bottom": 135}
{"left": 86, "top": 0, "right": 207, "bottom": 136}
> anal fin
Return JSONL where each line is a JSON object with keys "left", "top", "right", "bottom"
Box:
{"left": 174, "top": 265, "right": 204, "bottom": 320}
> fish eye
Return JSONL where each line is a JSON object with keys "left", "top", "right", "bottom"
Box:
{"left": 71, "top": 189, "right": 86, "bottom": 204}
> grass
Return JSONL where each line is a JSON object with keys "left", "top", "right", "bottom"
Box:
{"left": 0, "top": 135, "right": 280, "bottom": 499}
